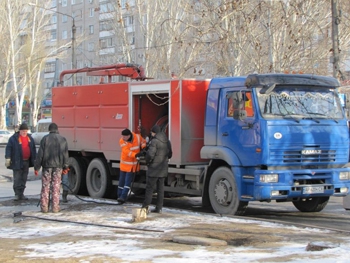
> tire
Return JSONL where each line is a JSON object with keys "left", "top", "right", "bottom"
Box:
{"left": 86, "top": 158, "right": 112, "bottom": 198}
{"left": 208, "top": 167, "right": 248, "bottom": 216}
{"left": 68, "top": 157, "right": 87, "bottom": 195}
{"left": 292, "top": 197, "right": 329, "bottom": 212}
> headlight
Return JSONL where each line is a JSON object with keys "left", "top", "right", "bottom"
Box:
{"left": 339, "top": 172, "right": 350, "bottom": 180}
{"left": 260, "top": 174, "right": 279, "bottom": 183}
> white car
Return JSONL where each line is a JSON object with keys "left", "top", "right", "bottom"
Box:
{"left": 31, "top": 118, "right": 52, "bottom": 145}
{"left": 0, "top": 130, "right": 12, "bottom": 144}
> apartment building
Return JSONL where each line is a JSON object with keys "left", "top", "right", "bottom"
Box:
{"left": 43, "top": 0, "right": 143, "bottom": 89}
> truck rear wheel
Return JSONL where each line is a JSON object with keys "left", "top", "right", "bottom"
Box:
{"left": 86, "top": 158, "right": 112, "bottom": 198}
{"left": 209, "top": 167, "right": 248, "bottom": 215}
{"left": 68, "top": 157, "right": 87, "bottom": 195}
{"left": 292, "top": 197, "right": 329, "bottom": 212}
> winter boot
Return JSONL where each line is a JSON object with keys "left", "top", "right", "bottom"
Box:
{"left": 62, "top": 190, "right": 68, "bottom": 203}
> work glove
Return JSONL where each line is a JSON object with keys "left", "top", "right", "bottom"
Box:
{"left": 62, "top": 168, "right": 70, "bottom": 175}
{"left": 34, "top": 170, "right": 39, "bottom": 176}
{"left": 135, "top": 152, "right": 143, "bottom": 158}
{"left": 5, "top": 159, "right": 11, "bottom": 168}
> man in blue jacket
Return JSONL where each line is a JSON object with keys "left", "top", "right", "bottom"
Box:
{"left": 5, "top": 123, "right": 37, "bottom": 201}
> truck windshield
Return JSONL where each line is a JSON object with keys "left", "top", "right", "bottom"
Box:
{"left": 256, "top": 85, "right": 344, "bottom": 120}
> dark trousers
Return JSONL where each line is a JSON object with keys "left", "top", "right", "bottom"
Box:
{"left": 13, "top": 160, "right": 29, "bottom": 196}
{"left": 118, "top": 171, "right": 134, "bottom": 201}
{"left": 142, "top": 177, "right": 165, "bottom": 210}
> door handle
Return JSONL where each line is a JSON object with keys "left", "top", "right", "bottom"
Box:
{"left": 222, "top": 132, "right": 229, "bottom": 136}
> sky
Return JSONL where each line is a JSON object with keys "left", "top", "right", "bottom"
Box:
{"left": 0, "top": 197, "right": 350, "bottom": 263}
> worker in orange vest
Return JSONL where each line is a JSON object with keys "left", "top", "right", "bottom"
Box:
{"left": 118, "top": 128, "right": 146, "bottom": 204}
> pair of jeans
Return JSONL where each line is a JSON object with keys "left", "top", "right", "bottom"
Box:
{"left": 118, "top": 171, "right": 134, "bottom": 201}
{"left": 61, "top": 174, "right": 69, "bottom": 191}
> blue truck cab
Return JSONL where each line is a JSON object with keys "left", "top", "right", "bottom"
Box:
{"left": 201, "top": 73, "right": 350, "bottom": 215}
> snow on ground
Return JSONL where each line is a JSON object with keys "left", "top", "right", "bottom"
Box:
{"left": 1, "top": 199, "right": 350, "bottom": 262}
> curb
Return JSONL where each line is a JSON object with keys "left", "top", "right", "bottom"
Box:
{"left": 0, "top": 175, "right": 11, "bottom": 183}
{"left": 0, "top": 174, "right": 41, "bottom": 182}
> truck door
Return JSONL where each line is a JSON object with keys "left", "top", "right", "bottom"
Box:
{"left": 218, "top": 89, "right": 260, "bottom": 166}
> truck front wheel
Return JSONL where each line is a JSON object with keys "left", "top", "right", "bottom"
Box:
{"left": 292, "top": 197, "right": 329, "bottom": 212}
{"left": 86, "top": 158, "right": 112, "bottom": 198}
{"left": 209, "top": 167, "right": 248, "bottom": 215}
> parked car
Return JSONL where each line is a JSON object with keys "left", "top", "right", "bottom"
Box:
{"left": 0, "top": 130, "right": 12, "bottom": 144}
{"left": 31, "top": 118, "right": 52, "bottom": 145}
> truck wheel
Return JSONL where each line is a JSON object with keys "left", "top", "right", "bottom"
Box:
{"left": 292, "top": 197, "right": 329, "bottom": 212}
{"left": 209, "top": 167, "right": 248, "bottom": 215}
{"left": 68, "top": 157, "right": 87, "bottom": 195}
{"left": 86, "top": 158, "right": 112, "bottom": 198}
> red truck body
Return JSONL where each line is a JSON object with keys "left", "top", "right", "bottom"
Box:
{"left": 52, "top": 64, "right": 211, "bottom": 204}
{"left": 52, "top": 79, "right": 209, "bottom": 165}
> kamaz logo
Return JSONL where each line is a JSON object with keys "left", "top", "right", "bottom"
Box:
{"left": 301, "top": 149, "right": 322, "bottom": 155}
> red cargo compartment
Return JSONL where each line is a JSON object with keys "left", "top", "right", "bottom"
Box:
{"left": 130, "top": 79, "right": 209, "bottom": 165}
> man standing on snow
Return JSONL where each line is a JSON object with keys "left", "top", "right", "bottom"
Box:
{"left": 5, "top": 123, "right": 37, "bottom": 201}
{"left": 141, "top": 125, "right": 172, "bottom": 213}
{"left": 118, "top": 128, "right": 146, "bottom": 204}
{"left": 34, "top": 123, "right": 69, "bottom": 213}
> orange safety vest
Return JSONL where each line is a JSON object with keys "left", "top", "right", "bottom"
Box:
{"left": 119, "top": 132, "right": 146, "bottom": 172}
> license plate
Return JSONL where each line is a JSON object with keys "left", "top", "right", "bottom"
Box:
{"left": 303, "top": 186, "right": 324, "bottom": 194}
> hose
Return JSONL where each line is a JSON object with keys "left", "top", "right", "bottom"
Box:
{"left": 13, "top": 212, "right": 164, "bottom": 233}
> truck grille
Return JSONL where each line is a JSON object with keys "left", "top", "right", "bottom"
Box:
{"left": 272, "top": 150, "right": 336, "bottom": 163}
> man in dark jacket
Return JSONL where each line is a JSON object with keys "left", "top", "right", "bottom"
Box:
{"left": 5, "top": 123, "right": 37, "bottom": 201}
{"left": 34, "top": 123, "right": 69, "bottom": 213}
{"left": 140, "top": 125, "right": 172, "bottom": 213}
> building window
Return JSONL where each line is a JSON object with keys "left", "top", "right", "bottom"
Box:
{"left": 51, "top": 14, "right": 57, "bottom": 24}
{"left": 89, "top": 25, "right": 94, "bottom": 34}
{"left": 62, "top": 0, "right": 67, "bottom": 7}
{"left": 100, "top": 2, "right": 114, "bottom": 13}
{"left": 62, "top": 30, "right": 67, "bottom": 40}
{"left": 121, "top": 0, "right": 126, "bottom": 8}
{"left": 45, "top": 62, "right": 56, "bottom": 73}
{"left": 123, "top": 16, "right": 134, "bottom": 27}
{"left": 50, "top": 30, "right": 57, "bottom": 41}
{"left": 71, "top": 0, "right": 75, "bottom": 4}
{"left": 62, "top": 15, "right": 67, "bottom": 23}
{"left": 99, "top": 21, "right": 113, "bottom": 31}
{"left": 100, "top": 38, "right": 113, "bottom": 48}
{"left": 89, "top": 8, "right": 94, "bottom": 17}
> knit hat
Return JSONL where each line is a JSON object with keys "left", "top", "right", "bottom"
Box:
{"left": 151, "top": 125, "right": 161, "bottom": 134}
{"left": 19, "top": 123, "right": 28, "bottom": 130}
{"left": 49, "top": 123, "right": 58, "bottom": 132}
{"left": 121, "top": 128, "right": 132, "bottom": 136}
